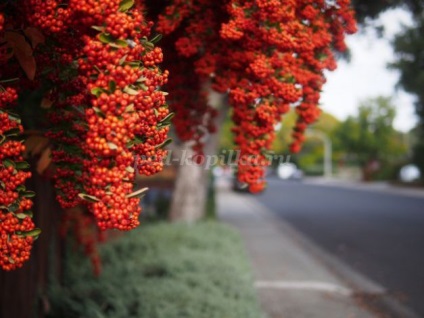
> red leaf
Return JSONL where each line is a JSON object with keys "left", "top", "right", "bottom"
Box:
{"left": 14, "top": 49, "right": 36, "bottom": 80}
{"left": 37, "top": 148, "right": 52, "bottom": 175}
{"left": 24, "top": 27, "right": 45, "bottom": 49}
{"left": 4, "top": 31, "right": 36, "bottom": 80}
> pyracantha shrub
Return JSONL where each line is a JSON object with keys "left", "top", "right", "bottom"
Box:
{"left": 156, "top": 0, "right": 356, "bottom": 192}
{"left": 0, "top": 79, "right": 38, "bottom": 271}
{"left": 0, "top": 0, "right": 356, "bottom": 271}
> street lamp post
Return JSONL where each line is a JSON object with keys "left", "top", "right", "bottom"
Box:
{"left": 306, "top": 129, "right": 332, "bottom": 179}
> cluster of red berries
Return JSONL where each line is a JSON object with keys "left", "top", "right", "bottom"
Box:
{"left": 157, "top": 0, "right": 356, "bottom": 192}
{"left": 157, "top": 1, "right": 218, "bottom": 156}
{"left": 289, "top": 0, "right": 357, "bottom": 153}
{"left": 0, "top": 9, "right": 43, "bottom": 271}
{"left": 0, "top": 213, "right": 35, "bottom": 271}
{"left": 161, "top": 56, "right": 217, "bottom": 156}
{"left": 222, "top": 0, "right": 356, "bottom": 191}
{"left": 24, "top": 0, "right": 71, "bottom": 34}
{"left": 45, "top": 79, "right": 88, "bottom": 209}
{"left": 76, "top": 1, "right": 169, "bottom": 231}
{"left": 15, "top": 0, "right": 170, "bottom": 272}
{"left": 25, "top": 0, "right": 170, "bottom": 231}
{"left": 0, "top": 88, "right": 38, "bottom": 270}
{"left": 23, "top": 14, "right": 81, "bottom": 206}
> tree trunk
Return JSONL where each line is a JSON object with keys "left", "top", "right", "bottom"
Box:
{"left": 168, "top": 146, "right": 208, "bottom": 222}
{"left": 169, "top": 87, "right": 227, "bottom": 222}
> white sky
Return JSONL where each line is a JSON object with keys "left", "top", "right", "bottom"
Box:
{"left": 320, "top": 8, "right": 417, "bottom": 132}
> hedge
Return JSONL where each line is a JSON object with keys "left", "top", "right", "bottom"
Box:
{"left": 47, "top": 221, "right": 264, "bottom": 318}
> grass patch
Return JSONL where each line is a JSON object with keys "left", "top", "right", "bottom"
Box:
{"left": 206, "top": 174, "right": 217, "bottom": 220}
{"left": 48, "top": 222, "right": 263, "bottom": 318}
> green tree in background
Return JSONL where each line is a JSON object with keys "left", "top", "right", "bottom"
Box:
{"left": 352, "top": 0, "right": 423, "bottom": 23}
{"left": 350, "top": 0, "right": 424, "bottom": 178}
{"left": 334, "top": 97, "right": 407, "bottom": 180}
{"left": 219, "top": 110, "right": 235, "bottom": 152}
{"left": 273, "top": 111, "right": 341, "bottom": 175}
{"left": 390, "top": 17, "right": 424, "bottom": 178}
{"left": 219, "top": 110, "right": 341, "bottom": 175}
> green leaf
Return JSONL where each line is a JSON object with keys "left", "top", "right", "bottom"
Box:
{"left": 107, "top": 142, "right": 118, "bottom": 150}
{"left": 138, "top": 83, "right": 148, "bottom": 91}
{"left": 3, "top": 159, "right": 16, "bottom": 168}
{"left": 92, "top": 25, "right": 105, "bottom": 32}
{"left": 93, "top": 107, "right": 105, "bottom": 117}
{"left": 15, "top": 213, "right": 28, "bottom": 220}
{"left": 125, "top": 61, "right": 141, "bottom": 68}
{"left": 123, "top": 86, "right": 139, "bottom": 96}
{"left": 108, "top": 42, "right": 122, "bottom": 49}
{"left": 4, "top": 128, "right": 21, "bottom": 137}
{"left": 91, "top": 87, "right": 107, "bottom": 97}
{"left": 78, "top": 193, "right": 100, "bottom": 203}
{"left": 109, "top": 80, "right": 116, "bottom": 93}
{"left": 157, "top": 112, "right": 175, "bottom": 129}
{"left": 126, "top": 187, "right": 149, "bottom": 199}
{"left": 0, "top": 78, "right": 19, "bottom": 84}
{"left": 150, "top": 34, "right": 163, "bottom": 44}
{"left": 119, "top": 54, "right": 128, "bottom": 65}
{"left": 9, "top": 203, "right": 19, "bottom": 212}
{"left": 7, "top": 112, "right": 21, "bottom": 122}
{"left": 15, "top": 161, "right": 30, "bottom": 170}
{"left": 155, "top": 139, "right": 172, "bottom": 149}
{"left": 125, "top": 103, "right": 135, "bottom": 113}
{"left": 142, "top": 40, "right": 154, "bottom": 51}
{"left": 22, "top": 191, "right": 36, "bottom": 198}
{"left": 98, "top": 33, "right": 114, "bottom": 44}
{"left": 0, "top": 135, "right": 5, "bottom": 144}
{"left": 22, "top": 228, "right": 42, "bottom": 237}
{"left": 157, "top": 122, "right": 171, "bottom": 129}
{"left": 125, "top": 136, "right": 144, "bottom": 149}
{"left": 118, "top": 0, "right": 135, "bottom": 12}
{"left": 158, "top": 112, "right": 174, "bottom": 124}
{"left": 115, "top": 39, "right": 128, "bottom": 47}
{"left": 93, "top": 65, "right": 102, "bottom": 74}
{"left": 134, "top": 135, "right": 145, "bottom": 145}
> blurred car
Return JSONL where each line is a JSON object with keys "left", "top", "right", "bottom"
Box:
{"left": 399, "top": 164, "right": 421, "bottom": 182}
{"left": 277, "top": 163, "right": 303, "bottom": 180}
{"left": 232, "top": 178, "right": 250, "bottom": 192}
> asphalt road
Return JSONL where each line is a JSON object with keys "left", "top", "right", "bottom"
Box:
{"left": 255, "top": 178, "right": 424, "bottom": 316}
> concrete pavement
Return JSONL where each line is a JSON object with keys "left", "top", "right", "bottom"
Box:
{"left": 216, "top": 185, "right": 380, "bottom": 318}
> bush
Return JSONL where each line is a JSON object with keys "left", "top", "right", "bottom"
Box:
{"left": 47, "top": 222, "right": 264, "bottom": 318}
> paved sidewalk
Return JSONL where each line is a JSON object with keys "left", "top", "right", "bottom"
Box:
{"left": 217, "top": 186, "right": 380, "bottom": 318}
